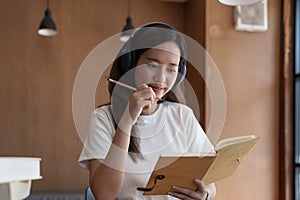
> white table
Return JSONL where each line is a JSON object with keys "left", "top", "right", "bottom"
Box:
{"left": 0, "top": 157, "right": 42, "bottom": 200}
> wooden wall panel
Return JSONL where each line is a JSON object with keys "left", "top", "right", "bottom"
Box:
{"left": 205, "top": 1, "right": 281, "bottom": 200}
{"left": 0, "top": 0, "right": 185, "bottom": 192}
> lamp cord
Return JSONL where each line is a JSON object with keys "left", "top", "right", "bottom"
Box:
{"left": 128, "top": 0, "right": 131, "bottom": 17}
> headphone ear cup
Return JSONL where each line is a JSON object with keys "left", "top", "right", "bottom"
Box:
{"left": 175, "top": 61, "right": 186, "bottom": 85}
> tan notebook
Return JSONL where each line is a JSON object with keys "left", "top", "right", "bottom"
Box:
{"left": 138, "top": 135, "right": 260, "bottom": 195}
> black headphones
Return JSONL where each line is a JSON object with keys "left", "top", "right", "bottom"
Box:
{"left": 117, "top": 22, "right": 187, "bottom": 85}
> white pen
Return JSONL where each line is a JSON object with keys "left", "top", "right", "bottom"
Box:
{"left": 107, "top": 78, "right": 163, "bottom": 102}
{"left": 107, "top": 78, "right": 136, "bottom": 91}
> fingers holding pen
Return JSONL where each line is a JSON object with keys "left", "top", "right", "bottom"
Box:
{"left": 120, "top": 83, "right": 156, "bottom": 130}
{"left": 124, "top": 84, "right": 152, "bottom": 122}
{"left": 108, "top": 79, "right": 158, "bottom": 113}
{"left": 132, "top": 84, "right": 156, "bottom": 110}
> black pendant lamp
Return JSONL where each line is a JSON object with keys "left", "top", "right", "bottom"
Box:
{"left": 38, "top": 0, "right": 57, "bottom": 37}
{"left": 120, "top": 0, "right": 134, "bottom": 42}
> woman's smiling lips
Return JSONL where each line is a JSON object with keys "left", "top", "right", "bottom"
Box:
{"left": 148, "top": 84, "right": 165, "bottom": 95}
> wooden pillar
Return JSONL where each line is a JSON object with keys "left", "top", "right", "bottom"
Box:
{"left": 279, "top": 0, "right": 295, "bottom": 199}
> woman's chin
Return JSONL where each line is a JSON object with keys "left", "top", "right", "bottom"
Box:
{"left": 155, "top": 91, "right": 166, "bottom": 99}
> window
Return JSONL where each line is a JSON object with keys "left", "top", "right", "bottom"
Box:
{"left": 295, "top": 0, "right": 300, "bottom": 199}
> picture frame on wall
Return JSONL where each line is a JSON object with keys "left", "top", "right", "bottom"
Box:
{"left": 234, "top": 0, "right": 268, "bottom": 32}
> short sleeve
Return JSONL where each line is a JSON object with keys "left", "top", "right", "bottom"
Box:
{"left": 78, "top": 106, "right": 115, "bottom": 169}
{"left": 183, "top": 106, "right": 214, "bottom": 153}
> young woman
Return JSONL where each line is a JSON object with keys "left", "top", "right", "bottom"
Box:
{"left": 78, "top": 22, "right": 216, "bottom": 200}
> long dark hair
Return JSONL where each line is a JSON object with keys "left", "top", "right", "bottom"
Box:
{"left": 108, "top": 22, "right": 187, "bottom": 162}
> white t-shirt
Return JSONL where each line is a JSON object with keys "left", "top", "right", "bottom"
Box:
{"left": 78, "top": 102, "right": 214, "bottom": 200}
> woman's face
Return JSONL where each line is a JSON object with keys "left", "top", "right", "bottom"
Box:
{"left": 134, "top": 41, "right": 181, "bottom": 99}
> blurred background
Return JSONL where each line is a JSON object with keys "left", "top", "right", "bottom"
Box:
{"left": 0, "top": 0, "right": 283, "bottom": 199}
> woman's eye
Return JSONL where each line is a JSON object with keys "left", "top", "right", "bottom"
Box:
{"left": 167, "top": 68, "right": 177, "bottom": 73}
{"left": 147, "top": 63, "right": 159, "bottom": 68}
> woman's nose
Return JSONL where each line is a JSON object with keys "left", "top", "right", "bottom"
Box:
{"left": 153, "top": 66, "right": 166, "bottom": 82}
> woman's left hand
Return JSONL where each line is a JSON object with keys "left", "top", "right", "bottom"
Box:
{"left": 168, "top": 179, "right": 210, "bottom": 200}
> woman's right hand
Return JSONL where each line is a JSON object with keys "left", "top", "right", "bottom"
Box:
{"left": 128, "top": 83, "right": 156, "bottom": 122}
{"left": 117, "top": 84, "right": 156, "bottom": 134}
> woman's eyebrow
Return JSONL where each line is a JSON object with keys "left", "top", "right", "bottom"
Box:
{"left": 146, "top": 57, "right": 179, "bottom": 67}
{"left": 145, "top": 57, "right": 159, "bottom": 63}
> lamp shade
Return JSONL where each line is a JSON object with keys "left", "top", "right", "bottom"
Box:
{"left": 38, "top": 9, "right": 57, "bottom": 37}
{"left": 218, "top": 0, "right": 262, "bottom": 6}
{"left": 120, "top": 16, "right": 134, "bottom": 42}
